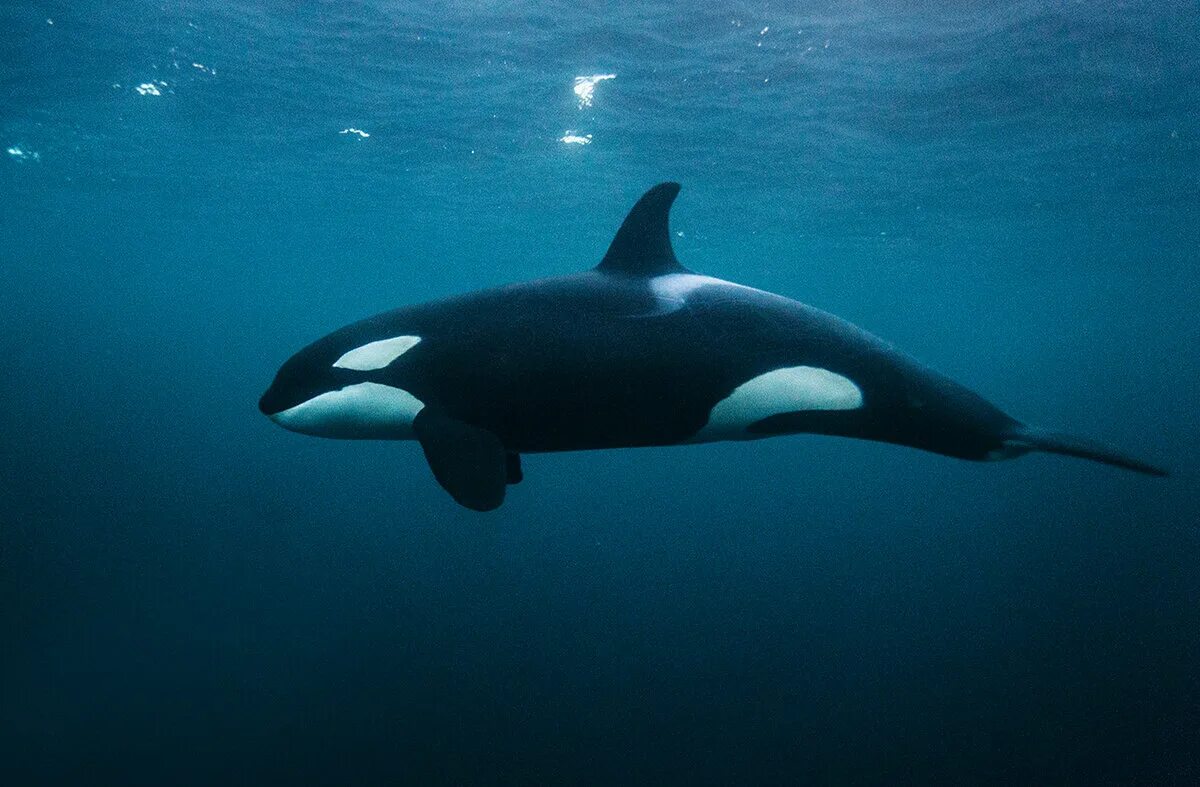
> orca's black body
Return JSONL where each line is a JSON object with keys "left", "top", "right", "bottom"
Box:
{"left": 260, "top": 183, "right": 1165, "bottom": 510}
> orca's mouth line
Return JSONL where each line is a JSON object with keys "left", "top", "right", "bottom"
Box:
{"left": 260, "top": 381, "right": 408, "bottom": 418}
{"left": 259, "top": 386, "right": 333, "bottom": 417}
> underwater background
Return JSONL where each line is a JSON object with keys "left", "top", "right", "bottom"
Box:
{"left": 2, "top": 0, "right": 1198, "bottom": 783}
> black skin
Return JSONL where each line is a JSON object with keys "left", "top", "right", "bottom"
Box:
{"left": 259, "top": 269, "right": 1018, "bottom": 461}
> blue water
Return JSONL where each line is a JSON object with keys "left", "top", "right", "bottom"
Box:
{"left": 3, "top": 1, "right": 1198, "bottom": 783}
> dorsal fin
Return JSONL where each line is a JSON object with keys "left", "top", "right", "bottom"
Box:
{"left": 596, "top": 182, "right": 690, "bottom": 276}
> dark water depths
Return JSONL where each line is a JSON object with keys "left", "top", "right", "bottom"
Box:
{"left": 2, "top": 1, "right": 1198, "bottom": 783}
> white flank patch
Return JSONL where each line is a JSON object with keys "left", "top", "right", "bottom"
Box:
{"left": 560, "top": 132, "right": 592, "bottom": 145}
{"left": 694, "top": 366, "right": 863, "bottom": 442}
{"left": 269, "top": 382, "right": 424, "bottom": 439}
{"left": 333, "top": 335, "right": 421, "bottom": 371}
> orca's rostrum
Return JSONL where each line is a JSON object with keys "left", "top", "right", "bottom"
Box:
{"left": 259, "top": 183, "right": 1166, "bottom": 511}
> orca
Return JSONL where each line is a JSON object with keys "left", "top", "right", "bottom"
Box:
{"left": 259, "top": 183, "right": 1167, "bottom": 511}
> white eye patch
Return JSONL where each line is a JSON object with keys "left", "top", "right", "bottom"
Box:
{"left": 333, "top": 335, "right": 421, "bottom": 371}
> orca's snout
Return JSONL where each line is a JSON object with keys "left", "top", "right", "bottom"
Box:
{"left": 258, "top": 384, "right": 285, "bottom": 417}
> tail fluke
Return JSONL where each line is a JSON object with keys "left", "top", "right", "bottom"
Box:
{"left": 1003, "top": 426, "right": 1168, "bottom": 477}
